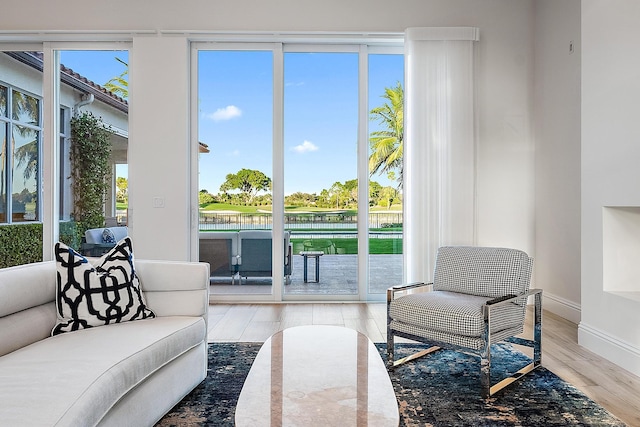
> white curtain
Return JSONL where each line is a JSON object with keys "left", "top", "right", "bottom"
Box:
{"left": 404, "top": 27, "right": 479, "bottom": 283}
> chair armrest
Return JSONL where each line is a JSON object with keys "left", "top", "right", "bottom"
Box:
{"left": 387, "top": 282, "right": 432, "bottom": 303}
{"left": 485, "top": 288, "right": 543, "bottom": 307}
{"left": 285, "top": 243, "right": 292, "bottom": 266}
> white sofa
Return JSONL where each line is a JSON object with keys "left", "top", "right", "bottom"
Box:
{"left": 0, "top": 259, "right": 210, "bottom": 427}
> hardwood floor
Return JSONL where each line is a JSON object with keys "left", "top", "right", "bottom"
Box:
{"left": 207, "top": 303, "right": 640, "bottom": 426}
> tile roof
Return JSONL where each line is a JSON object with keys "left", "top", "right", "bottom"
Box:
{"left": 4, "top": 51, "right": 210, "bottom": 154}
{"left": 4, "top": 51, "right": 128, "bottom": 114}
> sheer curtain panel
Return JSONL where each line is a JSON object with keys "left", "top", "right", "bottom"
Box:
{"left": 403, "top": 27, "right": 479, "bottom": 283}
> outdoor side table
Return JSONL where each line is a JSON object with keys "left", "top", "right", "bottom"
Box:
{"left": 300, "top": 251, "right": 324, "bottom": 283}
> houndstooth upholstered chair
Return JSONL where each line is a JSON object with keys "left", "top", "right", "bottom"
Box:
{"left": 387, "top": 246, "right": 542, "bottom": 398}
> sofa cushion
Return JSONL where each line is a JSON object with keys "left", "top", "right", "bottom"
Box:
{"left": 53, "top": 238, "right": 155, "bottom": 335}
{"left": 0, "top": 316, "right": 205, "bottom": 426}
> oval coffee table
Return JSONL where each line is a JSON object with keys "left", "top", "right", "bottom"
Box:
{"left": 235, "top": 325, "right": 399, "bottom": 426}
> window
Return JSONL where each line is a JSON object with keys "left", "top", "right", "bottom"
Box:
{"left": 0, "top": 79, "right": 42, "bottom": 224}
{"left": 59, "top": 107, "right": 71, "bottom": 220}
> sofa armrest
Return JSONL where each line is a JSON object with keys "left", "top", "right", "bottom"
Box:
{"left": 135, "top": 260, "right": 209, "bottom": 322}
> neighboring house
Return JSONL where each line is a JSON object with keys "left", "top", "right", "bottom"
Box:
{"left": 0, "top": 51, "right": 128, "bottom": 225}
{"left": 0, "top": 51, "right": 209, "bottom": 226}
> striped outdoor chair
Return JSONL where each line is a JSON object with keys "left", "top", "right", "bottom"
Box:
{"left": 387, "top": 246, "right": 542, "bottom": 398}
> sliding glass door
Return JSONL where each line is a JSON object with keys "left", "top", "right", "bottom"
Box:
{"left": 283, "top": 50, "right": 359, "bottom": 297}
{"left": 195, "top": 42, "right": 403, "bottom": 302}
{"left": 367, "top": 53, "right": 404, "bottom": 296}
{"left": 198, "top": 49, "right": 274, "bottom": 297}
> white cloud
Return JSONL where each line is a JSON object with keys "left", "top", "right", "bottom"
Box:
{"left": 208, "top": 105, "right": 242, "bottom": 121}
{"left": 292, "top": 140, "right": 319, "bottom": 153}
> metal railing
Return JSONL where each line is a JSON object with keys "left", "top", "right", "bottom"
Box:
{"left": 198, "top": 211, "right": 402, "bottom": 231}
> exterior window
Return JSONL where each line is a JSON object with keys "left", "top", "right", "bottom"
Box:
{"left": 0, "top": 85, "right": 6, "bottom": 223}
{"left": 59, "top": 107, "right": 71, "bottom": 220}
{"left": 0, "top": 83, "right": 42, "bottom": 223}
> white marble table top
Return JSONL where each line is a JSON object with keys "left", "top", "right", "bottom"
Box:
{"left": 235, "top": 325, "right": 399, "bottom": 426}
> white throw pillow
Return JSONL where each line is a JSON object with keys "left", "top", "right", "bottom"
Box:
{"left": 53, "top": 237, "right": 155, "bottom": 335}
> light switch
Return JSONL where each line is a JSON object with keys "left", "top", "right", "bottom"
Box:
{"left": 152, "top": 197, "right": 165, "bottom": 208}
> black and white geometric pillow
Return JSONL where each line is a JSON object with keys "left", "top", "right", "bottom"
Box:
{"left": 52, "top": 237, "right": 155, "bottom": 336}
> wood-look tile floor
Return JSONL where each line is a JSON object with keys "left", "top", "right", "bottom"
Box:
{"left": 207, "top": 304, "right": 640, "bottom": 426}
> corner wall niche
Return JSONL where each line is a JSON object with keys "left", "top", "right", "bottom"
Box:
{"left": 602, "top": 206, "right": 640, "bottom": 302}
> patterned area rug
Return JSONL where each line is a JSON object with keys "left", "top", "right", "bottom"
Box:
{"left": 156, "top": 342, "right": 625, "bottom": 427}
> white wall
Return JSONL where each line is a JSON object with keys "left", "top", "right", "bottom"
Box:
{"left": 581, "top": 0, "right": 640, "bottom": 376}
{"left": 533, "top": 0, "right": 581, "bottom": 323}
{"left": 128, "top": 37, "right": 192, "bottom": 260}
{"left": 0, "top": 0, "right": 537, "bottom": 265}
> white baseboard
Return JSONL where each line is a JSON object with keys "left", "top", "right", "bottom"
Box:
{"left": 543, "top": 292, "right": 581, "bottom": 324}
{"left": 578, "top": 322, "right": 640, "bottom": 377}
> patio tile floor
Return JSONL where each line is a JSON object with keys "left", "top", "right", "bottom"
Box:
{"left": 209, "top": 254, "right": 403, "bottom": 296}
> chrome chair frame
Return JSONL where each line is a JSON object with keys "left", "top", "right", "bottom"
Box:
{"left": 387, "top": 282, "right": 543, "bottom": 399}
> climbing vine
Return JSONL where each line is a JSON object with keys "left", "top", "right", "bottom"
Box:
{"left": 70, "top": 111, "right": 113, "bottom": 235}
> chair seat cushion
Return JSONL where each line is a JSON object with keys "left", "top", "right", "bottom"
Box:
{"left": 389, "top": 290, "right": 525, "bottom": 340}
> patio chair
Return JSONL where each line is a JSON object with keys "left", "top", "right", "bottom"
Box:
{"left": 387, "top": 246, "right": 542, "bottom": 398}
{"left": 237, "top": 230, "right": 293, "bottom": 284}
{"left": 199, "top": 232, "right": 239, "bottom": 283}
{"left": 81, "top": 226, "right": 129, "bottom": 256}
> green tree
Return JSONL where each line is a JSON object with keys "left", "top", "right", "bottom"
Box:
{"left": 343, "top": 179, "right": 358, "bottom": 208}
{"left": 328, "top": 181, "right": 345, "bottom": 209}
{"left": 379, "top": 186, "right": 399, "bottom": 210}
{"left": 12, "top": 90, "right": 40, "bottom": 185}
{"left": 198, "top": 189, "right": 215, "bottom": 206}
{"left": 317, "top": 189, "right": 331, "bottom": 208}
{"left": 13, "top": 138, "right": 38, "bottom": 184}
{"left": 369, "top": 180, "right": 382, "bottom": 207}
{"left": 104, "top": 57, "right": 128, "bottom": 99}
{"left": 116, "top": 176, "right": 128, "bottom": 203}
{"left": 220, "top": 169, "right": 271, "bottom": 205}
{"left": 369, "top": 82, "right": 404, "bottom": 188}
{"left": 285, "top": 192, "right": 317, "bottom": 207}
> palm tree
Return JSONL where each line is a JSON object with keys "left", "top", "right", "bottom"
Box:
{"left": 369, "top": 82, "right": 404, "bottom": 188}
{"left": 104, "top": 57, "right": 128, "bottom": 99}
{"left": 12, "top": 91, "right": 40, "bottom": 185}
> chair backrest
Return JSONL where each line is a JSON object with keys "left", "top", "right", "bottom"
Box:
{"left": 433, "top": 246, "right": 532, "bottom": 298}
{"left": 237, "top": 230, "right": 292, "bottom": 274}
{"left": 199, "top": 233, "right": 236, "bottom": 275}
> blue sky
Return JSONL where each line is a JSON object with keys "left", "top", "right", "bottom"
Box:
{"left": 199, "top": 50, "right": 403, "bottom": 196}
{"left": 59, "top": 49, "right": 403, "bottom": 195}
{"left": 60, "top": 50, "right": 128, "bottom": 90}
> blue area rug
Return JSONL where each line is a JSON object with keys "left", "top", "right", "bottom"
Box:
{"left": 156, "top": 342, "right": 625, "bottom": 426}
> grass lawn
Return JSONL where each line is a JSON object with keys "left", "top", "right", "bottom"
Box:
{"left": 200, "top": 202, "right": 401, "bottom": 214}
{"left": 291, "top": 238, "right": 402, "bottom": 255}
{"left": 121, "top": 202, "right": 402, "bottom": 253}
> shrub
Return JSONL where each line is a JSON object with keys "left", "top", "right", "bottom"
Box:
{"left": 0, "top": 224, "right": 43, "bottom": 268}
